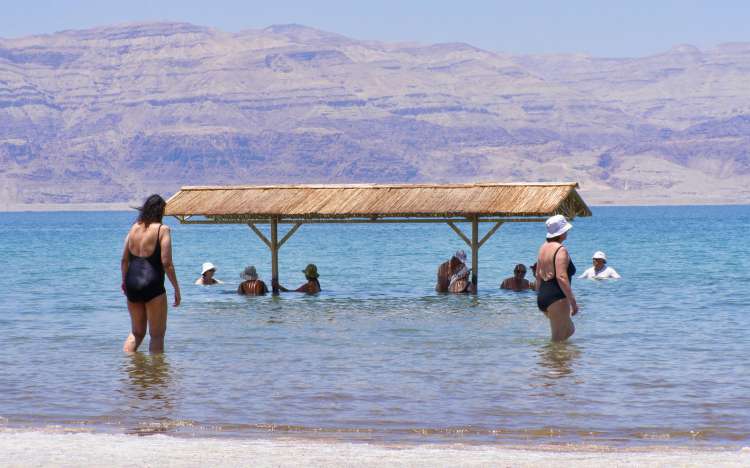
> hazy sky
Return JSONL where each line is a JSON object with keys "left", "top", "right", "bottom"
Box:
{"left": 2, "top": 0, "right": 749, "bottom": 57}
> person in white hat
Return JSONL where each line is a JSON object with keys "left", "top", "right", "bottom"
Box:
{"left": 195, "top": 262, "right": 222, "bottom": 285}
{"left": 579, "top": 251, "right": 621, "bottom": 280}
{"left": 535, "top": 214, "right": 578, "bottom": 341}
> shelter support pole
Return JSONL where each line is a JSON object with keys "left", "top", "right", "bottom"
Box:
{"left": 471, "top": 216, "right": 479, "bottom": 293}
{"left": 446, "top": 221, "right": 471, "bottom": 247}
{"left": 478, "top": 222, "right": 503, "bottom": 248}
{"left": 271, "top": 217, "right": 279, "bottom": 294}
{"left": 247, "top": 223, "right": 272, "bottom": 249}
{"left": 249, "top": 220, "right": 303, "bottom": 295}
{"left": 278, "top": 222, "right": 302, "bottom": 248}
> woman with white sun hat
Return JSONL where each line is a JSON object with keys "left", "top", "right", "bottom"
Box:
{"left": 579, "top": 251, "right": 621, "bottom": 279}
{"left": 195, "top": 262, "right": 222, "bottom": 285}
{"left": 535, "top": 214, "right": 578, "bottom": 341}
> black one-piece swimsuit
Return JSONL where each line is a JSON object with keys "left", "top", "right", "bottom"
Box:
{"left": 125, "top": 225, "right": 166, "bottom": 303}
{"left": 537, "top": 245, "right": 576, "bottom": 311}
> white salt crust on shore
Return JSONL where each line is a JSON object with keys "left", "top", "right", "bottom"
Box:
{"left": 0, "top": 431, "right": 748, "bottom": 467}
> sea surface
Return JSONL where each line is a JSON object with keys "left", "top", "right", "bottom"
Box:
{"left": 0, "top": 206, "right": 748, "bottom": 447}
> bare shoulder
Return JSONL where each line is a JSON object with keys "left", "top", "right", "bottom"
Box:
{"left": 159, "top": 224, "right": 172, "bottom": 238}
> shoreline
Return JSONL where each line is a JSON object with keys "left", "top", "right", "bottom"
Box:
{"left": 0, "top": 430, "right": 747, "bottom": 467}
{"left": 1, "top": 200, "right": 749, "bottom": 212}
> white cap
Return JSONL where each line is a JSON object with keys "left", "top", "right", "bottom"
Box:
{"left": 592, "top": 251, "right": 607, "bottom": 261}
{"left": 545, "top": 215, "right": 573, "bottom": 239}
{"left": 201, "top": 262, "right": 217, "bottom": 275}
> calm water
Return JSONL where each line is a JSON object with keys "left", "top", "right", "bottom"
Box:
{"left": 0, "top": 206, "right": 748, "bottom": 447}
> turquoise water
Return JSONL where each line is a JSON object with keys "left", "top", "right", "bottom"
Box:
{"left": 0, "top": 206, "right": 748, "bottom": 446}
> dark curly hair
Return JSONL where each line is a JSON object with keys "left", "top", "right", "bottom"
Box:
{"left": 137, "top": 194, "right": 166, "bottom": 227}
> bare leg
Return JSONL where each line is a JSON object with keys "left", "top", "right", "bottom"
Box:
{"left": 546, "top": 298, "right": 575, "bottom": 342}
{"left": 145, "top": 293, "right": 168, "bottom": 353}
{"left": 124, "top": 301, "right": 147, "bottom": 352}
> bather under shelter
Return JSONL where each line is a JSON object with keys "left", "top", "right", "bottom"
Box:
{"left": 164, "top": 182, "right": 591, "bottom": 293}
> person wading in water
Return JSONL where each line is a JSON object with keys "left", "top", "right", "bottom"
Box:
{"left": 121, "top": 194, "right": 181, "bottom": 353}
{"left": 535, "top": 215, "right": 578, "bottom": 342}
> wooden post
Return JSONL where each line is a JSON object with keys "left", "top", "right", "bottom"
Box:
{"left": 271, "top": 217, "right": 279, "bottom": 294}
{"left": 471, "top": 215, "right": 479, "bottom": 293}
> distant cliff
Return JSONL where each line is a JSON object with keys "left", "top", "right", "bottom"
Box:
{"left": 1, "top": 22, "right": 749, "bottom": 205}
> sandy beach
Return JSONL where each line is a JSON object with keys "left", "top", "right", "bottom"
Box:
{"left": 1, "top": 430, "right": 748, "bottom": 467}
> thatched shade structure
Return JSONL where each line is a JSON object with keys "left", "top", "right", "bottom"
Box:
{"left": 165, "top": 182, "right": 590, "bottom": 220}
{"left": 165, "top": 182, "right": 591, "bottom": 293}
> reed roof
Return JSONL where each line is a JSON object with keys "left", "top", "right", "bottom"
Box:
{"left": 164, "top": 182, "right": 591, "bottom": 221}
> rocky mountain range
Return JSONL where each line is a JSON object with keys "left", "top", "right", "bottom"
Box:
{"left": 1, "top": 22, "right": 749, "bottom": 206}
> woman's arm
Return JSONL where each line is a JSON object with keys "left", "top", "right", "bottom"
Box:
{"left": 578, "top": 268, "right": 593, "bottom": 279}
{"left": 120, "top": 232, "right": 130, "bottom": 294}
{"left": 272, "top": 279, "right": 290, "bottom": 293}
{"left": 159, "top": 225, "right": 181, "bottom": 306}
{"left": 555, "top": 247, "right": 578, "bottom": 315}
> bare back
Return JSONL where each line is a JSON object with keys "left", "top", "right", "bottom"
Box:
{"left": 240, "top": 280, "right": 268, "bottom": 295}
{"left": 536, "top": 242, "right": 568, "bottom": 282}
{"left": 436, "top": 260, "right": 451, "bottom": 292}
{"left": 127, "top": 222, "right": 163, "bottom": 257}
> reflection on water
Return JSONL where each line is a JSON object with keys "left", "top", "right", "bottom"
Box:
{"left": 537, "top": 342, "right": 581, "bottom": 380}
{"left": 120, "top": 353, "right": 175, "bottom": 434}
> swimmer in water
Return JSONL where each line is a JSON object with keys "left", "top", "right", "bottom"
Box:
{"left": 273, "top": 264, "right": 321, "bottom": 294}
{"left": 500, "top": 263, "right": 533, "bottom": 291}
{"left": 237, "top": 265, "right": 268, "bottom": 295}
{"left": 579, "top": 251, "right": 621, "bottom": 279}
{"left": 195, "top": 262, "right": 222, "bottom": 285}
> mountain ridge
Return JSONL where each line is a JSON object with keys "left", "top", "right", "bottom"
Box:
{"left": 1, "top": 22, "right": 749, "bottom": 206}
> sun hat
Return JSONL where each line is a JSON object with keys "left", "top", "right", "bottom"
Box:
{"left": 454, "top": 250, "right": 467, "bottom": 263}
{"left": 545, "top": 214, "right": 572, "bottom": 239}
{"left": 240, "top": 265, "right": 258, "bottom": 280}
{"left": 201, "top": 262, "right": 217, "bottom": 275}
{"left": 592, "top": 251, "right": 607, "bottom": 261}
{"left": 302, "top": 264, "right": 319, "bottom": 279}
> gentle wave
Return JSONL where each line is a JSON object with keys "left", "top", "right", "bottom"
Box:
{"left": 1, "top": 206, "right": 750, "bottom": 447}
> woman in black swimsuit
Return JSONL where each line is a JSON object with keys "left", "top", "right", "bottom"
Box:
{"left": 535, "top": 215, "right": 578, "bottom": 342}
{"left": 121, "top": 195, "right": 181, "bottom": 353}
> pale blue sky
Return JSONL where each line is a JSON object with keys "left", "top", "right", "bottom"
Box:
{"left": 1, "top": 0, "right": 748, "bottom": 57}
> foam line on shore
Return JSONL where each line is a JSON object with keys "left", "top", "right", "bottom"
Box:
{"left": 1, "top": 430, "right": 748, "bottom": 467}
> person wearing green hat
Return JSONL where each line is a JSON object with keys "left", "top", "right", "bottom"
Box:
{"left": 273, "top": 264, "right": 321, "bottom": 294}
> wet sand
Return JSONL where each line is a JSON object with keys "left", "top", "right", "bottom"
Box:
{"left": 1, "top": 430, "right": 748, "bottom": 467}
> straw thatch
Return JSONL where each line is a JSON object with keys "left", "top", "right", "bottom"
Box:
{"left": 164, "top": 182, "right": 591, "bottom": 221}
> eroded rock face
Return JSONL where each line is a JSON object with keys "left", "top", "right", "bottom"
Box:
{"left": 1, "top": 22, "right": 749, "bottom": 205}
